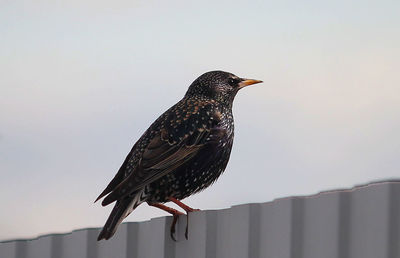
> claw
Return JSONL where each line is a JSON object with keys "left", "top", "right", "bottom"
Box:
{"left": 170, "top": 214, "right": 179, "bottom": 241}
{"left": 184, "top": 209, "right": 200, "bottom": 239}
{"left": 166, "top": 197, "right": 201, "bottom": 240}
{"left": 149, "top": 199, "right": 200, "bottom": 241}
{"left": 147, "top": 202, "right": 184, "bottom": 241}
{"left": 185, "top": 215, "right": 189, "bottom": 239}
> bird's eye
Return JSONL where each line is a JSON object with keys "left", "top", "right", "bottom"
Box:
{"left": 228, "top": 78, "right": 237, "bottom": 86}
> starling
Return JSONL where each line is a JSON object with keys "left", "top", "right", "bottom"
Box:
{"left": 95, "top": 71, "right": 262, "bottom": 241}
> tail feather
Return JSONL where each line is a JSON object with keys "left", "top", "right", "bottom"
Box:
{"left": 97, "top": 194, "right": 142, "bottom": 241}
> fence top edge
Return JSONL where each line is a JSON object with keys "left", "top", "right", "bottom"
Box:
{"left": 2, "top": 178, "right": 400, "bottom": 243}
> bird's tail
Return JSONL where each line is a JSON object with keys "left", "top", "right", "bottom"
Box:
{"left": 97, "top": 193, "right": 143, "bottom": 241}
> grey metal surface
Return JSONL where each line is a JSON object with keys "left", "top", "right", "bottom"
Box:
{"left": 2, "top": 181, "right": 400, "bottom": 258}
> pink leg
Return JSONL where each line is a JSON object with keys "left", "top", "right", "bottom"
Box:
{"left": 167, "top": 197, "right": 200, "bottom": 212}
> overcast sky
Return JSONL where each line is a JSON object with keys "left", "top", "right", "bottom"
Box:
{"left": 1, "top": 0, "right": 399, "bottom": 241}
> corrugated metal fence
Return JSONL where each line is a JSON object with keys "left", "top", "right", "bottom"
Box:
{"left": 1, "top": 181, "right": 400, "bottom": 258}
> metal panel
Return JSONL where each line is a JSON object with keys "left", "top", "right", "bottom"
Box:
{"left": 2, "top": 181, "right": 400, "bottom": 258}
{"left": 25, "top": 235, "right": 52, "bottom": 258}
{"left": 302, "top": 192, "right": 341, "bottom": 258}
{"left": 259, "top": 198, "right": 292, "bottom": 258}
{"left": 97, "top": 225, "right": 127, "bottom": 258}
{"left": 348, "top": 183, "right": 391, "bottom": 258}
{"left": 60, "top": 229, "right": 88, "bottom": 258}
{"left": 174, "top": 210, "right": 208, "bottom": 258}
{"left": 0, "top": 241, "right": 17, "bottom": 258}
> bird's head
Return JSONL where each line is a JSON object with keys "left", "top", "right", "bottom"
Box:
{"left": 185, "top": 71, "right": 262, "bottom": 105}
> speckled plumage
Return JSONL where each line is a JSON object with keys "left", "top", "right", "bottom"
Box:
{"left": 96, "top": 71, "right": 262, "bottom": 240}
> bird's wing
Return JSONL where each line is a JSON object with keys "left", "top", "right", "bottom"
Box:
{"left": 100, "top": 104, "right": 221, "bottom": 206}
{"left": 101, "top": 128, "right": 210, "bottom": 206}
{"left": 94, "top": 142, "right": 138, "bottom": 203}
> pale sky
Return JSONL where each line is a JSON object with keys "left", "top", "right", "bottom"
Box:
{"left": 1, "top": 0, "right": 399, "bottom": 241}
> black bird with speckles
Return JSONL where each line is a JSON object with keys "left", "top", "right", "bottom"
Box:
{"left": 95, "top": 71, "right": 262, "bottom": 241}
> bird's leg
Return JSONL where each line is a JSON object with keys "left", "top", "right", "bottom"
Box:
{"left": 148, "top": 202, "right": 184, "bottom": 241}
{"left": 167, "top": 197, "right": 200, "bottom": 239}
{"left": 167, "top": 197, "right": 200, "bottom": 213}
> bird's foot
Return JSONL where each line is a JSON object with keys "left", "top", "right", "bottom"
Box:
{"left": 170, "top": 214, "right": 180, "bottom": 241}
{"left": 148, "top": 202, "right": 184, "bottom": 241}
{"left": 167, "top": 197, "right": 200, "bottom": 239}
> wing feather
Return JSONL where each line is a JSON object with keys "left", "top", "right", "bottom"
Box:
{"left": 101, "top": 129, "right": 209, "bottom": 206}
{"left": 94, "top": 143, "right": 138, "bottom": 203}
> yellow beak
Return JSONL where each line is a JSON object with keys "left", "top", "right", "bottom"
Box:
{"left": 238, "top": 79, "right": 263, "bottom": 89}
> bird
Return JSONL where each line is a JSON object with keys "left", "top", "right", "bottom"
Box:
{"left": 95, "top": 70, "right": 262, "bottom": 241}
